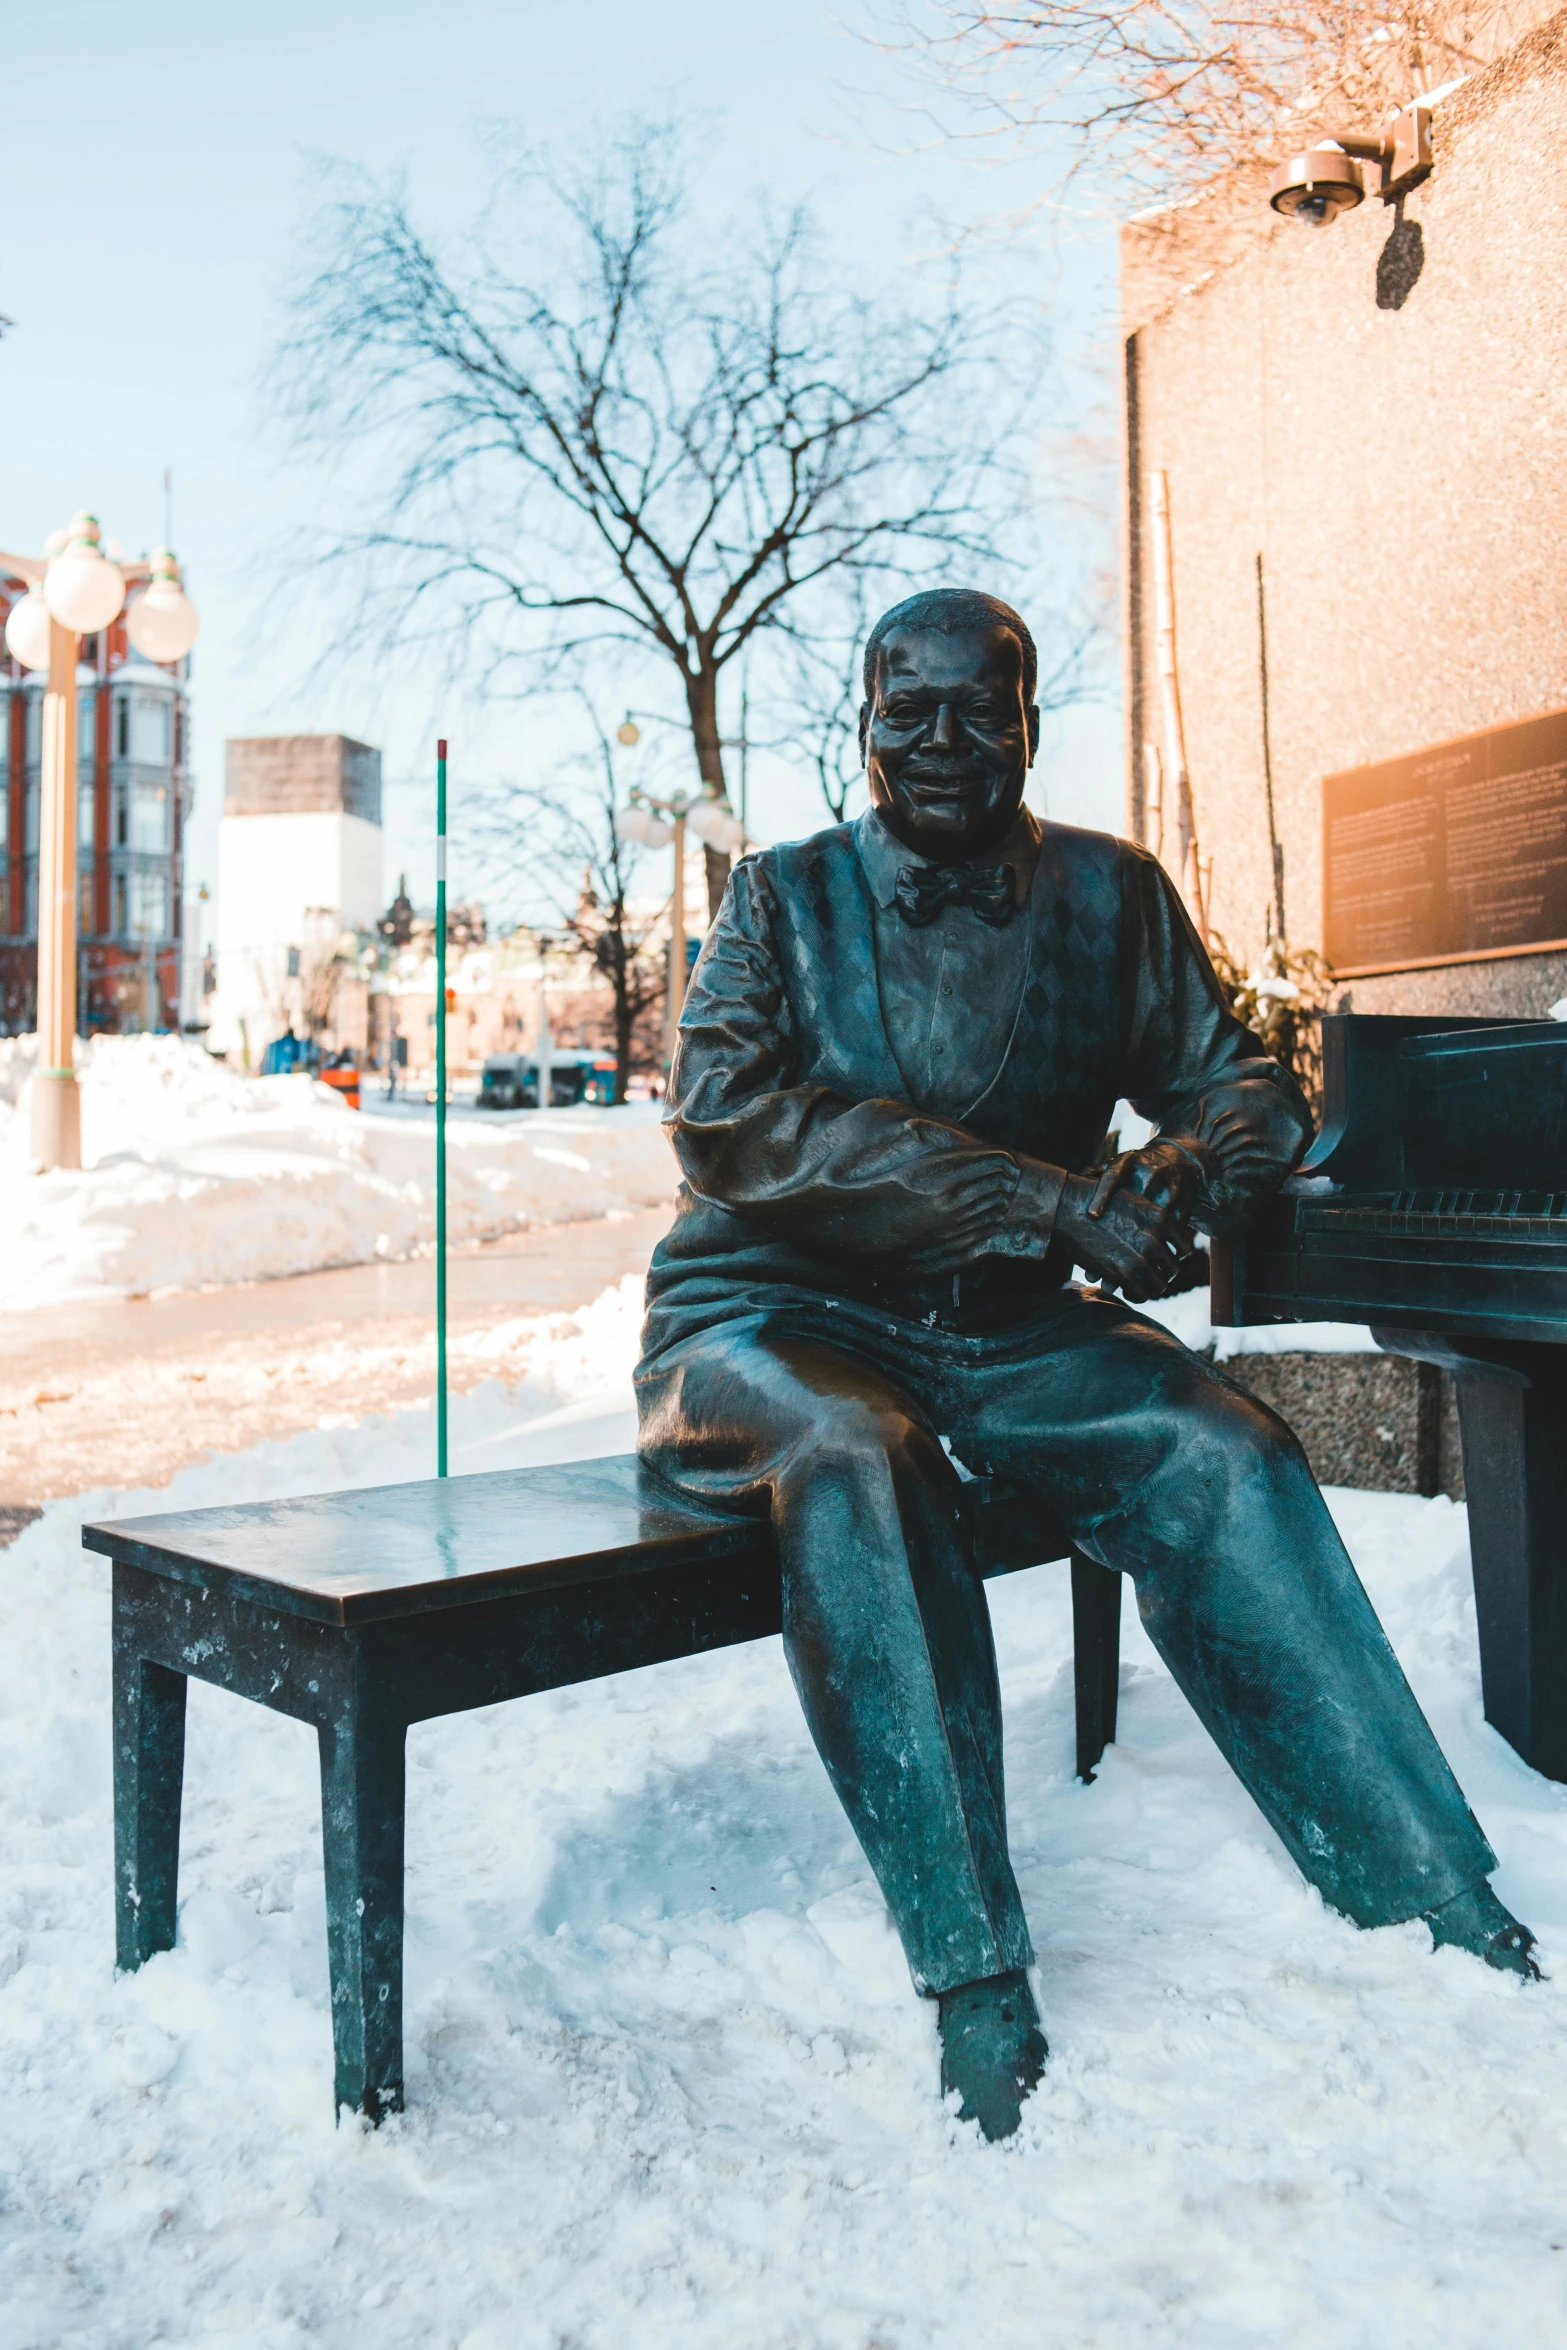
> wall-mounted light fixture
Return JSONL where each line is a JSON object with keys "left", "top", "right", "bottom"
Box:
{"left": 1268, "top": 104, "right": 1433, "bottom": 226}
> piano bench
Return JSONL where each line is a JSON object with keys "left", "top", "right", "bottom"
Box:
{"left": 85, "top": 1457, "right": 1121, "bottom": 2122}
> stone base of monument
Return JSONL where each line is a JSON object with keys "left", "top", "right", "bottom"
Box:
{"left": 1220, "top": 1352, "right": 1464, "bottom": 1500}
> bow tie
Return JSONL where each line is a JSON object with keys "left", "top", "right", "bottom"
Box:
{"left": 894, "top": 861, "right": 1017, "bottom": 928}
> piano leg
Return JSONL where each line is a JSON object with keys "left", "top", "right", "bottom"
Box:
{"left": 1374, "top": 1330, "right": 1567, "bottom": 1783}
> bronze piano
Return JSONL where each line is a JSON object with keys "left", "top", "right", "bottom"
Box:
{"left": 1212, "top": 1014, "right": 1567, "bottom": 1781}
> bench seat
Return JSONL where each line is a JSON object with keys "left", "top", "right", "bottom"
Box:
{"left": 85, "top": 1455, "right": 1121, "bottom": 2120}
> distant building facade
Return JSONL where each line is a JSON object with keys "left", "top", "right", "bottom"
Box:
{"left": 211, "top": 734, "right": 384, "bottom": 1063}
{"left": 380, "top": 925, "right": 662, "bottom": 1092}
{"left": 0, "top": 584, "right": 191, "bottom": 1034}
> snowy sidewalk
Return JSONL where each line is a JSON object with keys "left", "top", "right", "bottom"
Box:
{"left": 4, "top": 1283, "right": 1567, "bottom": 2346}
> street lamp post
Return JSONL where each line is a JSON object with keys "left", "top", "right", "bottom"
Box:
{"left": 532, "top": 930, "right": 557, "bottom": 1107}
{"left": 37, "top": 610, "right": 82, "bottom": 1170}
{"left": 2, "top": 515, "right": 199, "bottom": 1170}
{"left": 668, "top": 807, "right": 687, "bottom": 1066}
{"left": 614, "top": 741, "right": 745, "bottom": 1064}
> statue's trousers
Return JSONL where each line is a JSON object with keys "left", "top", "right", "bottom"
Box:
{"left": 636, "top": 1285, "right": 1494, "bottom": 1994}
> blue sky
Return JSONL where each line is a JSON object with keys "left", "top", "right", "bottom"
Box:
{"left": 1, "top": 1, "right": 1120, "bottom": 915}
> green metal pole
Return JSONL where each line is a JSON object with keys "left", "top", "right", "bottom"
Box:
{"left": 435, "top": 737, "right": 449, "bottom": 1478}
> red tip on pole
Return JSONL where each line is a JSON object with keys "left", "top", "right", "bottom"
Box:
{"left": 437, "top": 738, "right": 447, "bottom": 759}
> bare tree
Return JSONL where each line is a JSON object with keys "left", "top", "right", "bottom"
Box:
{"left": 278, "top": 121, "right": 1020, "bottom": 917}
{"left": 296, "top": 912, "right": 353, "bottom": 1044}
{"left": 475, "top": 705, "right": 666, "bottom": 1104}
{"left": 870, "top": 0, "right": 1542, "bottom": 203}
{"left": 798, "top": 645, "right": 872, "bottom": 827}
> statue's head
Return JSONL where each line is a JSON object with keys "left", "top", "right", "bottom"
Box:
{"left": 858, "top": 588, "right": 1040, "bottom": 862}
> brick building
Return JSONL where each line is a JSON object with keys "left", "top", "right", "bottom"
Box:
{"left": 0, "top": 583, "right": 191, "bottom": 1033}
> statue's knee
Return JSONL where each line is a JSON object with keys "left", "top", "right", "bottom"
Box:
{"left": 834, "top": 1394, "right": 937, "bottom": 1474}
{"left": 1125, "top": 1368, "right": 1307, "bottom": 1525}
{"left": 778, "top": 1393, "right": 938, "bottom": 1497}
{"left": 1170, "top": 1379, "right": 1318, "bottom": 1528}
{"left": 1221, "top": 1382, "right": 1311, "bottom": 1477}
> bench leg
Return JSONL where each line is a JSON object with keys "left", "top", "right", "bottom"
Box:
{"left": 318, "top": 1700, "right": 407, "bottom": 2124}
{"left": 113, "top": 1644, "right": 187, "bottom": 1972}
{"left": 1071, "top": 1554, "right": 1122, "bottom": 1782}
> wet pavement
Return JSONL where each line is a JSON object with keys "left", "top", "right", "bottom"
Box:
{"left": 0, "top": 1208, "right": 668, "bottom": 1521}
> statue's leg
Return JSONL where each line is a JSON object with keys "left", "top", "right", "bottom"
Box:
{"left": 638, "top": 1325, "right": 1032, "bottom": 1993}
{"left": 954, "top": 1296, "right": 1498, "bottom": 1932}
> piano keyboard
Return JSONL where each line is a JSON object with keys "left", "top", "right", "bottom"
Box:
{"left": 1312, "top": 1191, "right": 1567, "bottom": 1239}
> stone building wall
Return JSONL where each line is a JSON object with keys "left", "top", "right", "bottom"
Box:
{"left": 1122, "top": 13, "right": 1567, "bottom": 1014}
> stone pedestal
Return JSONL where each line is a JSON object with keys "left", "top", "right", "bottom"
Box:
{"left": 1221, "top": 1350, "right": 1463, "bottom": 1498}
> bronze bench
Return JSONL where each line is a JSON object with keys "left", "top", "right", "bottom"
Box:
{"left": 85, "top": 1457, "right": 1122, "bottom": 2120}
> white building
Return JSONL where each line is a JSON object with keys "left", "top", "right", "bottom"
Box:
{"left": 210, "top": 734, "right": 383, "bottom": 1064}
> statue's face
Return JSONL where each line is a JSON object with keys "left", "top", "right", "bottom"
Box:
{"left": 860, "top": 620, "right": 1039, "bottom": 861}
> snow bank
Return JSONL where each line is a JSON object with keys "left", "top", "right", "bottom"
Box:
{"left": 1142, "top": 1284, "right": 1380, "bottom": 1358}
{"left": 4, "top": 1283, "right": 1567, "bottom": 2346}
{"left": 0, "top": 1035, "right": 676, "bottom": 1310}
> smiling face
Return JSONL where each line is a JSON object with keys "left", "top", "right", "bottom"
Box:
{"left": 859, "top": 620, "right": 1040, "bottom": 861}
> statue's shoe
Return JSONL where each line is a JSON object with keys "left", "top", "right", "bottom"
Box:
{"left": 1424, "top": 1879, "right": 1541, "bottom": 1979}
{"left": 937, "top": 1969, "right": 1048, "bottom": 2140}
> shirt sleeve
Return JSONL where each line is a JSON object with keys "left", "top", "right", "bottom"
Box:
{"left": 1119, "top": 848, "right": 1313, "bottom": 1235}
{"left": 662, "top": 857, "right": 1047, "bottom": 1258}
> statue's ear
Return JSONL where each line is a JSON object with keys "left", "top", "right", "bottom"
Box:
{"left": 1026, "top": 703, "right": 1041, "bottom": 765}
{"left": 857, "top": 701, "right": 870, "bottom": 765}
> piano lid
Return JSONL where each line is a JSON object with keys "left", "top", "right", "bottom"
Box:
{"left": 1303, "top": 1015, "right": 1567, "bottom": 1195}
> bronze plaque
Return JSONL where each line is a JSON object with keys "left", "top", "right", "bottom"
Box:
{"left": 1323, "top": 709, "right": 1567, "bottom": 975}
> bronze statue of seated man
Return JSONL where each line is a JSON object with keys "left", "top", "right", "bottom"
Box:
{"left": 635, "top": 587, "right": 1536, "bottom": 2141}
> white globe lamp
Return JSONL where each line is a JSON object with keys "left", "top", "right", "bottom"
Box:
{"left": 43, "top": 511, "right": 126, "bottom": 635}
{"left": 4, "top": 585, "right": 53, "bottom": 671}
{"left": 617, "top": 804, "right": 673, "bottom": 849}
{"left": 687, "top": 798, "right": 745, "bottom": 852}
{"left": 126, "top": 548, "right": 200, "bottom": 663}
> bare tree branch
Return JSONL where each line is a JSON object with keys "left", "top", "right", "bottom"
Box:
{"left": 863, "top": 0, "right": 1543, "bottom": 202}
{"left": 275, "top": 118, "right": 1045, "bottom": 915}
{"left": 468, "top": 690, "right": 667, "bottom": 1101}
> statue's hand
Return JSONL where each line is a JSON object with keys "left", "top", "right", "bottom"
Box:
{"left": 1055, "top": 1146, "right": 1201, "bottom": 1301}
{"left": 944, "top": 1157, "right": 1065, "bottom": 1268}
{"left": 1094, "top": 1140, "right": 1205, "bottom": 1229}
{"left": 896, "top": 1159, "right": 1034, "bottom": 1275}
{"left": 901, "top": 1141, "right": 1204, "bottom": 1292}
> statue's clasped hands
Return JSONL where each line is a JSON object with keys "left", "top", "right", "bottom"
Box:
{"left": 1056, "top": 1140, "right": 1204, "bottom": 1302}
{"left": 903, "top": 1137, "right": 1207, "bottom": 1298}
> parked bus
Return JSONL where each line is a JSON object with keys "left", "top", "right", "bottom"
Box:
{"left": 477, "top": 1051, "right": 619, "bottom": 1110}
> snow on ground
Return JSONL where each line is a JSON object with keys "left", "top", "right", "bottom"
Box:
{"left": 1141, "top": 1282, "right": 1379, "bottom": 1357}
{"left": 0, "top": 1035, "right": 675, "bottom": 1310}
{"left": 5, "top": 1281, "right": 1567, "bottom": 2347}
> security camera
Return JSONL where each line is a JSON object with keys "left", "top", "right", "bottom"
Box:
{"left": 1269, "top": 146, "right": 1365, "bottom": 226}
{"left": 1268, "top": 104, "right": 1433, "bottom": 226}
